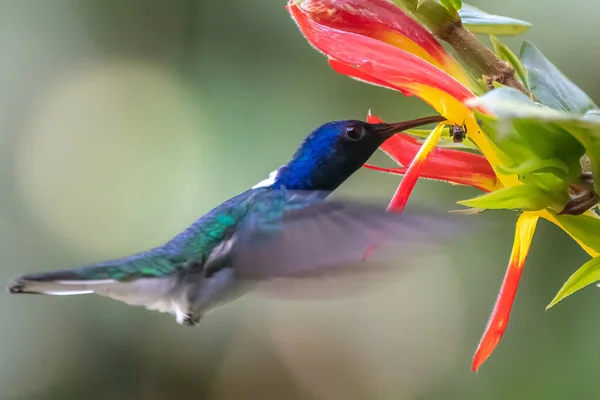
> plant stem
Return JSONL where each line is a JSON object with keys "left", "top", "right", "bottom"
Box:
{"left": 437, "top": 22, "right": 528, "bottom": 94}
{"left": 393, "top": 0, "right": 530, "bottom": 95}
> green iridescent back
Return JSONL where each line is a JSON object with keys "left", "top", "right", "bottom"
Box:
{"left": 65, "top": 188, "right": 271, "bottom": 281}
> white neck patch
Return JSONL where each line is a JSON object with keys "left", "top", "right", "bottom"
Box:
{"left": 252, "top": 168, "right": 280, "bottom": 189}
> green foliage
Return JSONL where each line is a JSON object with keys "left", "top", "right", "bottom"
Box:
{"left": 547, "top": 255, "right": 600, "bottom": 309}
{"left": 511, "top": 119, "right": 583, "bottom": 168}
{"left": 472, "top": 86, "right": 600, "bottom": 191}
{"left": 472, "top": 88, "right": 587, "bottom": 157}
{"left": 459, "top": 4, "right": 531, "bottom": 35}
{"left": 466, "top": 84, "right": 600, "bottom": 218}
{"left": 473, "top": 108, "right": 575, "bottom": 195}
{"left": 520, "top": 41, "right": 598, "bottom": 113}
{"left": 495, "top": 158, "right": 569, "bottom": 177}
{"left": 489, "top": 35, "right": 529, "bottom": 90}
{"left": 554, "top": 214, "right": 600, "bottom": 254}
{"left": 438, "top": 0, "right": 462, "bottom": 12}
{"left": 467, "top": 36, "right": 600, "bottom": 213}
{"left": 474, "top": 111, "right": 534, "bottom": 166}
{"left": 457, "top": 185, "right": 554, "bottom": 211}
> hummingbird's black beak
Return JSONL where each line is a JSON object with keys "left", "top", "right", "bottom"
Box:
{"left": 371, "top": 115, "right": 445, "bottom": 138}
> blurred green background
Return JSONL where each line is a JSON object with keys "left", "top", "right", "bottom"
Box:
{"left": 1, "top": 1, "right": 600, "bottom": 399}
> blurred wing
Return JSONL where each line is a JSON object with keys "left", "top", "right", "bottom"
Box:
{"left": 231, "top": 191, "right": 464, "bottom": 282}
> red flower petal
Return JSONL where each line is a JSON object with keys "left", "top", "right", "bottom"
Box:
{"left": 297, "top": 0, "right": 474, "bottom": 89}
{"left": 329, "top": 59, "right": 412, "bottom": 96}
{"left": 287, "top": 3, "right": 474, "bottom": 107}
{"left": 298, "top": 0, "right": 444, "bottom": 66}
{"left": 368, "top": 137, "right": 500, "bottom": 192}
{"left": 471, "top": 213, "right": 539, "bottom": 371}
{"left": 364, "top": 163, "right": 499, "bottom": 193}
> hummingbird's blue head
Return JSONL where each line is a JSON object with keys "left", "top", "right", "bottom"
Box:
{"left": 270, "top": 117, "right": 442, "bottom": 192}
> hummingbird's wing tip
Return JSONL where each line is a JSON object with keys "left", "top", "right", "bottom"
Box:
{"left": 231, "top": 195, "right": 471, "bottom": 281}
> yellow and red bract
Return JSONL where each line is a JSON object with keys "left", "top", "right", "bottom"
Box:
{"left": 471, "top": 213, "right": 539, "bottom": 369}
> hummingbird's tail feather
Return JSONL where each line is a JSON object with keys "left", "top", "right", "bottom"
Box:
{"left": 8, "top": 270, "right": 186, "bottom": 318}
{"left": 8, "top": 271, "right": 114, "bottom": 295}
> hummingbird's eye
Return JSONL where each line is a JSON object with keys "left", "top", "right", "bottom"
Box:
{"left": 345, "top": 125, "right": 365, "bottom": 141}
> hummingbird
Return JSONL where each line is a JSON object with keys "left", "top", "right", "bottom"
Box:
{"left": 8, "top": 115, "right": 451, "bottom": 326}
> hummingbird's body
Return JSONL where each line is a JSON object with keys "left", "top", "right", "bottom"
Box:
{"left": 8, "top": 116, "right": 448, "bottom": 325}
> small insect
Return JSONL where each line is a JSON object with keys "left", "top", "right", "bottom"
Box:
{"left": 446, "top": 122, "right": 467, "bottom": 143}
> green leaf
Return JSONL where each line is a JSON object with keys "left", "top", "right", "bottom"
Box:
{"left": 470, "top": 87, "right": 587, "bottom": 163}
{"left": 473, "top": 112, "right": 564, "bottom": 194}
{"left": 489, "top": 35, "right": 528, "bottom": 89}
{"left": 564, "top": 128, "right": 600, "bottom": 193}
{"left": 474, "top": 111, "right": 537, "bottom": 166}
{"left": 512, "top": 119, "right": 584, "bottom": 164}
{"left": 439, "top": 0, "right": 462, "bottom": 12}
{"left": 520, "top": 41, "right": 598, "bottom": 113}
{"left": 459, "top": 4, "right": 531, "bottom": 35}
{"left": 495, "top": 158, "right": 569, "bottom": 177}
{"left": 457, "top": 184, "right": 553, "bottom": 211}
{"left": 547, "top": 256, "right": 600, "bottom": 309}
{"left": 554, "top": 214, "right": 600, "bottom": 254}
{"left": 471, "top": 87, "right": 587, "bottom": 191}
{"left": 472, "top": 87, "right": 600, "bottom": 186}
